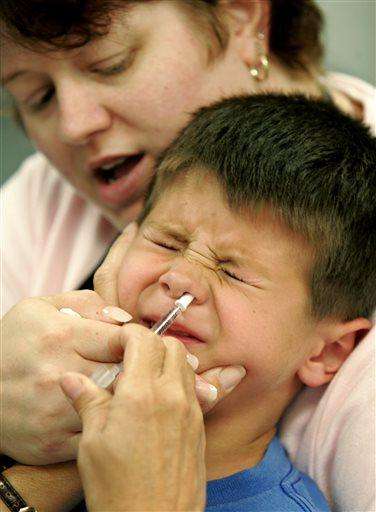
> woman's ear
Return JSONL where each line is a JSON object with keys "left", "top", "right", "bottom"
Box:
{"left": 221, "top": 0, "right": 271, "bottom": 63}
{"left": 297, "top": 317, "right": 372, "bottom": 388}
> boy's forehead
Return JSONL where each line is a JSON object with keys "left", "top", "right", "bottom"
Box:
{"left": 148, "top": 175, "right": 236, "bottom": 242}
{"left": 146, "top": 178, "right": 314, "bottom": 280}
{"left": 145, "top": 218, "right": 246, "bottom": 258}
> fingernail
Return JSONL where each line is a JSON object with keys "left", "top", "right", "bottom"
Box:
{"left": 218, "top": 366, "right": 246, "bottom": 391}
{"left": 59, "top": 308, "right": 82, "bottom": 318}
{"left": 60, "top": 373, "right": 84, "bottom": 401}
{"left": 186, "top": 353, "right": 199, "bottom": 371}
{"left": 195, "top": 379, "right": 218, "bottom": 402}
{"left": 102, "top": 306, "right": 133, "bottom": 323}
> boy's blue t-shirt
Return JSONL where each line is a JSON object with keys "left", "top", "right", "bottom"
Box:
{"left": 74, "top": 437, "right": 329, "bottom": 512}
{"left": 206, "top": 437, "right": 329, "bottom": 512}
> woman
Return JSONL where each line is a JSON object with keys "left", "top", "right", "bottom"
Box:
{"left": 1, "top": 1, "right": 374, "bottom": 511}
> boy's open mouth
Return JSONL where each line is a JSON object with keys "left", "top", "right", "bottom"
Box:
{"left": 141, "top": 318, "right": 206, "bottom": 345}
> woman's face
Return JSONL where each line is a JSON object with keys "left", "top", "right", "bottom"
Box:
{"left": 2, "top": 1, "right": 252, "bottom": 228}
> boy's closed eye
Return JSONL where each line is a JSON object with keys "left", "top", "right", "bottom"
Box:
{"left": 220, "top": 268, "right": 249, "bottom": 284}
{"left": 143, "top": 232, "right": 261, "bottom": 287}
{"left": 143, "top": 233, "right": 182, "bottom": 252}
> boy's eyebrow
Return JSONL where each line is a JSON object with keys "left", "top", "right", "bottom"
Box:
{"left": 147, "top": 221, "right": 273, "bottom": 279}
{"left": 218, "top": 248, "right": 273, "bottom": 280}
{"left": 146, "top": 221, "right": 189, "bottom": 244}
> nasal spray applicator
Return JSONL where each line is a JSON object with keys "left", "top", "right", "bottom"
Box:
{"left": 91, "top": 292, "right": 195, "bottom": 388}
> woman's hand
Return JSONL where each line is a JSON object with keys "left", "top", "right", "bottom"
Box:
{"left": 61, "top": 324, "right": 206, "bottom": 512}
{"left": 0, "top": 224, "right": 139, "bottom": 465}
{"left": 0, "top": 290, "right": 127, "bottom": 465}
{"left": 1, "top": 291, "right": 244, "bottom": 466}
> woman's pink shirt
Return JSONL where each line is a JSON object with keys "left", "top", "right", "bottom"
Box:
{"left": 1, "top": 72, "right": 375, "bottom": 511}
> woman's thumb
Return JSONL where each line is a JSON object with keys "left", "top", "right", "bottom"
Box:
{"left": 94, "top": 222, "right": 138, "bottom": 305}
{"left": 60, "top": 372, "right": 110, "bottom": 433}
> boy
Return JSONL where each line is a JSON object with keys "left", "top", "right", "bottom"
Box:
{"left": 115, "top": 94, "right": 375, "bottom": 511}
{"left": 65, "top": 95, "right": 375, "bottom": 511}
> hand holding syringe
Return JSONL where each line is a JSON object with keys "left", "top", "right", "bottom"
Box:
{"left": 89, "top": 293, "right": 195, "bottom": 388}
{"left": 60, "top": 292, "right": 222, "bottom": 406}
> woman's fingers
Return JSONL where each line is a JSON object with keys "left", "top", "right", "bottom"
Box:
{"left": 42, "top": 290, "right": 135, "bottom": 364}
{"left": 71, "top": 328, "right": 206, "bottom": 512}
{"left": 60, "top": 372, "right": 111, "bottom": 436}
{"left": 117, "top": 324, "right": 166, "bottom": 384}
{"left": 194, "top": 375, "right": 219, "bottom": 410}
{"left": 196, "top": 366, "right": 247, "bottom": 414}
{"left": 100, "top": 324, "right": 246, "bottom": 414}
{"left": 41, "top": 289, "right": 132, "bottom": 325}
{"left": 1, "top": 294, "right": 132, "bottom": 465}
{"left": 94, "top": 222, "right": 138, "bottom": 305}
{"left": 72, "top": 319, "right": 128, "bottom": 363}
{"left": 162, "top": 336, "right": 197, "bottom": 395}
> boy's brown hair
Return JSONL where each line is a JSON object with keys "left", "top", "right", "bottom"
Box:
{"left": 142, "top": 94, "right": 376, "bottom": 321}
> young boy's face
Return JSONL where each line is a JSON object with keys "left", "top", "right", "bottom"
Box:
{"left": 117, "top": 172, "right": 322, "bottom": 408}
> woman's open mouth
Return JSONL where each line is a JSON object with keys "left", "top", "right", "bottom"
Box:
{"left": 92, "top": 152, "right": 151, "bottom": 207}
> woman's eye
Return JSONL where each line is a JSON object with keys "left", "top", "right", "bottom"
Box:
{"left": 28, "top": 86, "right": 55, "bottom": 112}
{"left": 93, "top": 59, "right": 128, "bottom": 77}
{"left": 222, "top": 269, "right": 247, "bottom": 284}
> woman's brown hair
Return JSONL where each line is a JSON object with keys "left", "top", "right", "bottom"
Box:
{"left": 1, "top": 0, "right": 324, "bottom": 71}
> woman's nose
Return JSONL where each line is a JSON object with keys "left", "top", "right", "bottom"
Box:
{"left": 58, "top": 80, "right": 112, "bottom": 145}
{"left": 158, "top": 260, "right": 209, "bottom": 305}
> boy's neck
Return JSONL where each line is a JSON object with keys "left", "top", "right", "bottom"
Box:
{"left": 205, "top": 425, "right": 276, "bottom": 481}
{"left": 204, "top": 379, "right": 301, "bottom": 481}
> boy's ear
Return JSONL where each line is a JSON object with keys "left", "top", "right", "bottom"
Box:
{"left": 221, "top": 0, "right": 271, "bottom": 62}
{"left": 297, "top": 317, "right": 372, "bottom": 388}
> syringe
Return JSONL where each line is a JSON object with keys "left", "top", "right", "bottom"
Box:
{"left": 91, "top": 293, "right": 195, "bottom": 388}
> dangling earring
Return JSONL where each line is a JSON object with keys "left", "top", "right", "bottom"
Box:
{"left": 250, "top": 32, "right": 270, "bottom": 82}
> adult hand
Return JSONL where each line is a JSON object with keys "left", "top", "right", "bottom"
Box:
{"left": 61, "top": 324, "right": 206, "bottom": 512}
{"left": 0, "top": 290, "right": 127, "bottom": 465}
{"left": 1, "top": 292, "right": 244, "bottom": 467}
{"left": 0, "top": 224, "right": 138, "bottom": 465}
{"left": 94, "top": 222, "right": 139, "bottom": 306}
{"left": 1, "top": 289, "right": 244, "bottom": 467}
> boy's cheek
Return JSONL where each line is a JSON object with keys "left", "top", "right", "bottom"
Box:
{"left": 117, "top": 258, "right": 147, "bottom": 313}
{"left": 117, "top": 253, "right": 166, "bottom": 313}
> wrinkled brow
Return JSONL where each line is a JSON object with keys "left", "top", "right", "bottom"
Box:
{"left": 146, "top": 221, "right": 190, "bottom": 244}
{"left": 146, "top": 221, "right": 243, "bottom": 262}
{"left": 146, "top": 220, "right": 274, "bottom": 279}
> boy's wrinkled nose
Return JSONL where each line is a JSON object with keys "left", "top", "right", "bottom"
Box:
{"left": 158, "top": 259, "right": 209, "bottom": 305}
